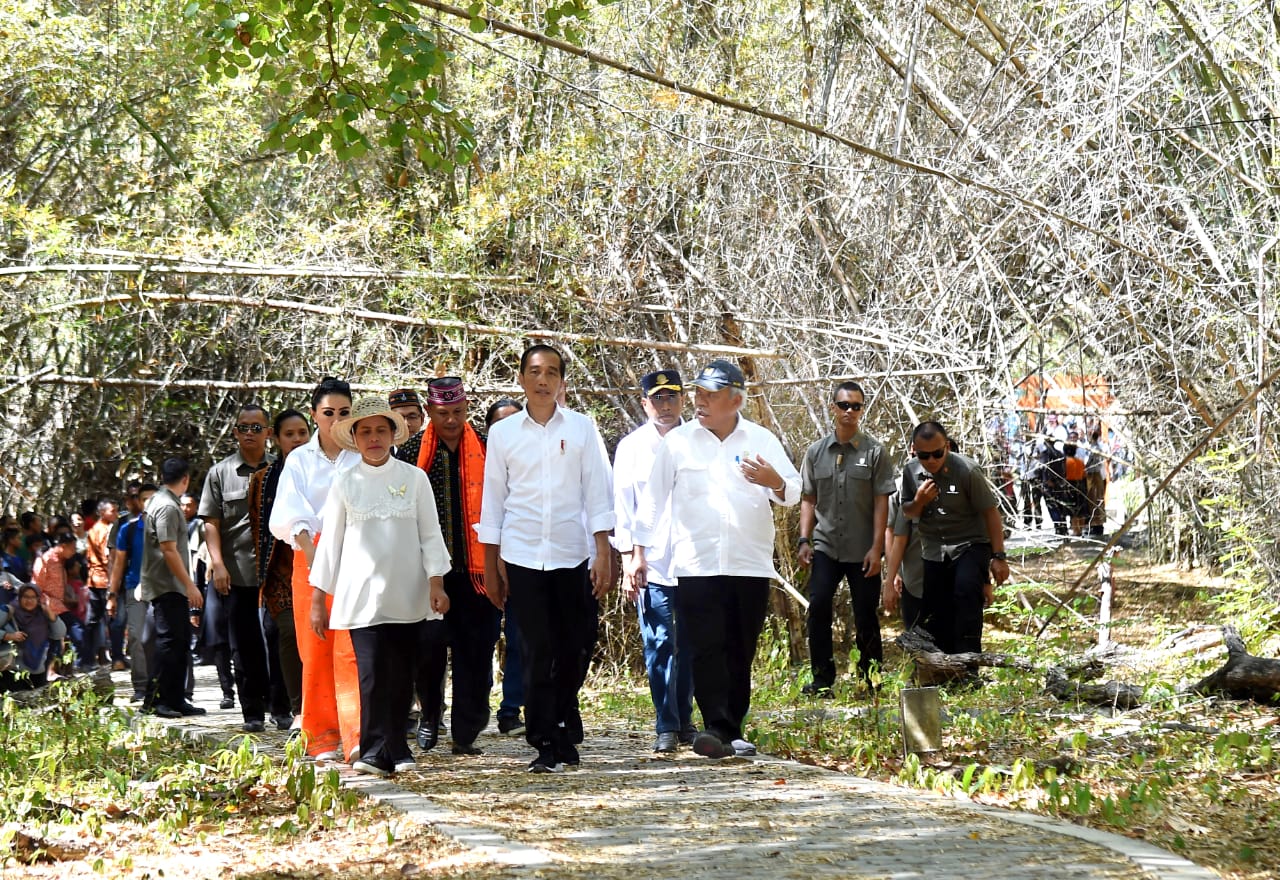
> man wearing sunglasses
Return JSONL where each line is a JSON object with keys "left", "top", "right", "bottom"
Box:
{"left": 199, "top": 404, "right": 275, "bottom": 732}
{"left": 797, "top": 382, "right": 895, "bottom": 697}
{"left": 901, "top": 421, "right": 1009, "bottom": 660}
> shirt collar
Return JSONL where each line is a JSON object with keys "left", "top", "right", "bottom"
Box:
{"left": 824, "top": 431, "right": 864, "bottom": 451}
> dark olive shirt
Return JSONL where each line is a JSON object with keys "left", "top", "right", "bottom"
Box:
{"left": 800, "top": 431, "right": 896, "bottom": 563}
{"left": 900, "top": 452, "right": 998, "bottom": 562}
{"left": 199, "top": 451, "right": 273, "bottom": 587}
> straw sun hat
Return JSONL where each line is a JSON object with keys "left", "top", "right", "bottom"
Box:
{"left": 332, "top": 395, "right": 410, "bottom": 452}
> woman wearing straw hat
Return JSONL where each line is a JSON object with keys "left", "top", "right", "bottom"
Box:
{"left": 310, "top": 395, "right": 451, "bottom": 777}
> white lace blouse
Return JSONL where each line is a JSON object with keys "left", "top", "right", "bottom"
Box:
{"left": 309, "top": 458, "right": 451, "bottom": 629}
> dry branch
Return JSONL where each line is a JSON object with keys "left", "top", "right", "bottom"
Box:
{"left": 895, "top": 628, "right": 1036, "bottom": 685}
{"left": 1044, "top": 667, "right": 1143, "bottom": 710}
{"left": 19, "top": 291, "right": 781, "bottom": 359}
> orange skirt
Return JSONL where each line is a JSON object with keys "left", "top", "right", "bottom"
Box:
{"left": 292, "top": 545, "right": 361, "bottom": 760}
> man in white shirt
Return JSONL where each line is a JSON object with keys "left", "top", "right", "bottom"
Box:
{"left": 613, "top": 370, "right": 695, "bottom": 754}
{"left": 631, "top": 359, "right": 800, "bottom": 760}
{"left": 478, "top": 344, "right": 615, "bottom": 773}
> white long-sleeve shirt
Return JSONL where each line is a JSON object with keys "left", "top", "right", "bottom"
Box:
{"left": 310, "top": 458, "right": 451, "bottom": 629}
{"left": 476, "top": 406, "right": 614, "bottom": 570}
{"left": 611, "top": 420, "right": 678, "bottom": 586}
{"left": 268, "top": 434, "right": 359, "bottom": 548}
{"left": 634, "top": 415, "right": 800, "bottom": 579}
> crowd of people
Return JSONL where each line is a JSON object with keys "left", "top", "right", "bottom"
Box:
{"left": 1, "top": 348, "right": 1121, "bottom": 774}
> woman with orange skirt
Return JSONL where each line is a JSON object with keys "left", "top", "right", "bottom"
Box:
{"left": 269, "top": 377, "right": 360, "bottom": 762}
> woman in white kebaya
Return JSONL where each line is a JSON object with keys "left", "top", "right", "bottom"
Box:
{"left": 310, "top": 396, "right": 451, "bottom": 777}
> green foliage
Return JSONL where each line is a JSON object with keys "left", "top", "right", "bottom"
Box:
{"left": 185, "top": 0, "right": 617, "bottom": 165}
{"left": 0, "top": 679, "right": 357, "bottom": 855}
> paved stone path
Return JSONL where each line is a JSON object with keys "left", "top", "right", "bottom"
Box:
{"left": 123, "top": 665, "right": 1218, "bottom": 880}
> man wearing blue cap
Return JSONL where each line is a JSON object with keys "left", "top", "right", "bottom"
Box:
{"left": 612, "top": 370, "right": 695, "bottom": 754}
{"left": 631, "top": 359, "right": 801, "bottom": 760}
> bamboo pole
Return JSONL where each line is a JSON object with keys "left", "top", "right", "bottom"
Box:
{"left": 15, "top": 291, "right": 782, "bottom": 359}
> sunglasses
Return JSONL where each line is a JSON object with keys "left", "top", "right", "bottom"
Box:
{"left": 834, "top": 401, "right": 864, "bottom": 412}
{"left": 915, "top": 448, "right": 946, "bottom": 460}
{"left": 234, "top": 424, "right": 267, "bottom": 434}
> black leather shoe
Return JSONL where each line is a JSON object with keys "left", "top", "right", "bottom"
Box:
{"left": 219, "top": 697, "right": 235, "bottom": 710}
{"left": 179, "top": 703, "right": 207, "bottom": 716}
{"left": 153, "top": 704, "right": 183, "bottom": 718}
{"left": 654, "top": 731, "right": 679, "bottom": 753}
{"left": 678, "top": 724, "right": 698, "bottom": 746}
{"left": 416, "top": 717, "right": 440, "bottom": 751}
{"left": 451, "top": 742, "right": 483, "bottom": 756}
{"left": 242, "top": 720, "right": 266, "bottom": 733}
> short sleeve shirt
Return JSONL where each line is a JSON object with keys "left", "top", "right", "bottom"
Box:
{"left": 889, "top": 494, "right": 923, "bottom": 598}
{"left": 900, "top": 452, "right": 997, "bottom": 562}
{"left": 140, "top": 486, "right": 190, "bottom": 601}
{"left": 800, "top": 431, "right": 896, "bottom": 563}
{"left": 199, "top": 451, "right": 272, "bottom": 586}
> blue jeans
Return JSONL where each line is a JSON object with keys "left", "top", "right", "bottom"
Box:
{"left": 497, "top": 608, "right": 524, "bottom": 722}
{"left": 638, "top": 583, "right": 693, "bottom": 735}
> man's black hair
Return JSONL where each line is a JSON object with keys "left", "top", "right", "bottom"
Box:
{"left": 912, "top": 421, "right": 950, "bottom": 443}
{"left": 310, "top": 377, "right": 352, "bottom": 410}
{"left": 519, "top": 344, "right": 565, "bottom": 376}
{"left": 138, "top": 482, "right": 158, "bottom": 494}
{"left": 18, "top": 511, "right": 39, "bottom": 531}
{"left": 160, "top": 457, "right": 190, "bottom": 486}
{"left": 273, "top": 408, "right": 308, "bottom": 433}
{"left": 831, "top": 381, "right": 865, "bottom": 402}
{"left": 238, "top": 402, "right": 271, "bottom": 422}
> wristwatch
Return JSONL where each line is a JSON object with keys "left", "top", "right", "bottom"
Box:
{"left": 991, "top": 551, "right": 1007, "bottom": 561}
{"left": 797, "top": 537, "right": 811, "bottom": 547}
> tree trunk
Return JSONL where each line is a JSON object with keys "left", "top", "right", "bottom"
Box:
{"left": 1193, "top": 626, "right": 1280, "bottom": 702}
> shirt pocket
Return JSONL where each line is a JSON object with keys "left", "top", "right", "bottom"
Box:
{"left": 812, "top": 460, "right": 836, "bottom": 496}
{"left": 221, "top": 487, "right": 249, "bottom": 518}
{"left": 848, "top": 463, "right": 873, "bottom": 482}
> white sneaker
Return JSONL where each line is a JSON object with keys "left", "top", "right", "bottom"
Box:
{"left": 314, "top": 750, "right": 342, "bottom": 762}
{"left": 731, "top": 738, "right": 757, "bottom": 757}
{"left": 393, "top": 757, "right": 417, "bottom": 773}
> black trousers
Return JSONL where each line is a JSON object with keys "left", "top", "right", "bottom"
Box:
{"left": 505, "top": 561, "right": 597, "bottom": 752}
{"left": 921, "top": 545, "right": 991, "bottom": 654}
{"left": 151, "top": 591, "right": 193, "bottom": 710}
{"left": 262, "top": 608, "right": 296, "bottom": 718}
{"left": 83, "top": 586, "right": 110, "bottom": 667}
{"left": 900, "top": 589, "right": 924, "bottom": 631}
{"left": 350, "top": 623, "right": 420, "bottom": 768}
{"left": 676, "top": 576, "right": 769, "bottom": 744}
{"left": 227, "top": 584, "right": 270, "bottom": 722}
{"left": 415, "top": 570, "right": 502, "bottom": 747}
{"left": 806, "top": 550, "right": 882, "bottom": 685}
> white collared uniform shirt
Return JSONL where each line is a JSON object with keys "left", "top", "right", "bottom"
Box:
{"left": 268, "top": 433, "right": 360, "bottom": 548}
{"left": 634, "top": 416, "right": 801, "bottom": 579}
{"left": 612, "top": 420, "right": 678, "bottom": 586}
{"left": 477, "top": 406, "right": 615, "bottom": 570}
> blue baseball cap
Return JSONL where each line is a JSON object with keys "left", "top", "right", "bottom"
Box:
{"left": 640, "top": 370, "right": 683, "bottom": 397}
{"left": 692, "top": 359, "right": 746, "bottom": 391}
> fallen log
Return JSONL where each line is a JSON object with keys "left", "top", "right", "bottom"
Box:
{"left": 1044, "top": 666, "right": 1143, "bottom": 709}
{"left": 1192, "top": 625, "right": 1280, "bottom": 703}
{"left": 5, "top": 667, "right": 114, "bottom": 708}
{"left": 2, "top": 827, "right": 89, "bottom": 863}
{"left": 895, "top": 628, "right": 1035, "bottom": 685}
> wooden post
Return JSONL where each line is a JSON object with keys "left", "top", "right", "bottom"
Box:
{"left": 1097, "top": 557, "right": 1113, "bottom": 648}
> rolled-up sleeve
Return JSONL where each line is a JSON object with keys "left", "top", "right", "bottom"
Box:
{"left": 476, "top": 426, "right": 509, "bottom": 546}
{"left": 582, "top": 425, "right": 615, "bottom": 536}
{"left": 633, "top": 438, "right": 675, "bottom": 549}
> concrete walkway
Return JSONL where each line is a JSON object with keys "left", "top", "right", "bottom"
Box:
{"left": 122, "top": 665, "right": 1218, "bottom": 880}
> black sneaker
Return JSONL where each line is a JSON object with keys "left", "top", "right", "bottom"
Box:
{"left": 451, "top": 742, "right": 483, "bottom": 756}
{"left": 527, "top": 750, "right": 561, "bottom": 773}
{"left": 178, "top": 703, "right": 207, "bottom": 716}
{"left": 557, "top": 742, "right": 580, "bottom": 767}
{"left": 219, "top": 696, "right": 235, "bottom": 710}
{"left": 801, "top": 682, "right": 834, "bottom": 698}
{"left": 242, "top": 720, "right": 266, "bottom": 733}
{"left": 692, "top": 732, "right": 734, "bottom": 759}
{"left": 497, "top": 715, "right": 525, "bottom": 736}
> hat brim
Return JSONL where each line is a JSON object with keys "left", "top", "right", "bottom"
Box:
{"left": 645, "top": 383, "right": 684, "bottom": 396}
{"left": 332, "top": 410, "right": 410, "bottom": 452}
{"left": 692, "top": 377, "right": 735, "bottom": 391}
